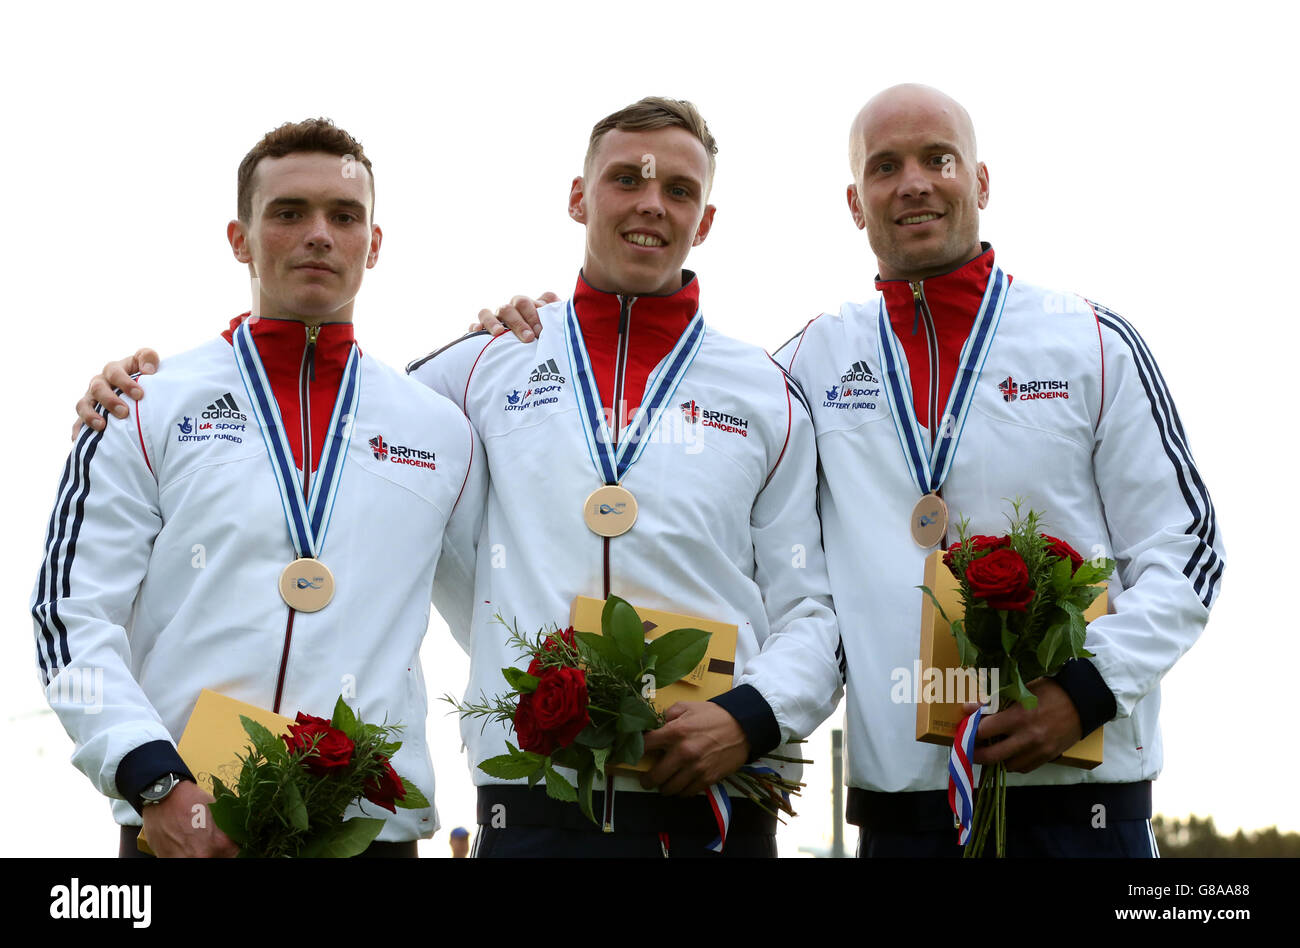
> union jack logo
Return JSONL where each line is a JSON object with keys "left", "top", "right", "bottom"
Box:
{"left": 998, "top": 377, "right": 1018, "bottom": 402}
{"left": 369, "top": 434, "right": 388, "bottom": 461}
{"left": 680, "top": 399, "right": 700, "bottom": 424}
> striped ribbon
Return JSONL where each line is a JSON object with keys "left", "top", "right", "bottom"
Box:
{"left": 561, "top": 300, "right": 704, "bottom": 485}
{"left": 948, "top": 705, "right": 984, "bottom": 846}
{"left": 875, "top": 267, "right": 1008, "bottom": 497}
{"left": 706, "top": 765, "right": 788, "bottom": 853}
{"left": 232, "top": 320, "right": 360, "bottom": 560}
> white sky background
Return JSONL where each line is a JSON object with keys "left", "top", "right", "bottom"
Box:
{"left": 2, "top": 0, "right": 1294, "bottom": 857}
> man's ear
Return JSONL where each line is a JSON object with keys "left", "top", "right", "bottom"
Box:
{"left": 691, "top": 204, "right": 717, "bottom": 247}
{"left": 846, "top": 184, "right": 867, "bottom": 230}
{"left": 228, "top": 219, "right": 254, "bottom": 265}
{"left": 568, "top": 176, "right": 587, "bottom": 223}
{"left": 367, "top": 225, "right": 383, "bottom": 268}
{"left": 976, "top": 161, "right": 990, "bottom": 210}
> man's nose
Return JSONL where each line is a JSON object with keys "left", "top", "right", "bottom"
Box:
{"left": 304, "top": 213, "right": 334, "bottom": 249}
{"left": 897, "top": 159, "right": 933, "bottom": 200}
{"left": 636, "top": 183, "right": 666, "bottom": 216}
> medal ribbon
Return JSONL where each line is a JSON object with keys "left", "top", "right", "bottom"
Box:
{"left": 233, "top": 320, "right": 361, "bottom": 560}
{"left": 706, "top": 766, "right": 788, "bottom": 854}
{"left": 875, "top": 266, "right": 1008, "bottom": 498}
{"left": 948, "top": 705, "right": 984, "bottom": 846}
{"left": 562, "top": 300, "right": 705, "bottom": 486}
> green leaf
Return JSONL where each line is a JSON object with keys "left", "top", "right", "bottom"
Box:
{"left": 643, "top": 627, "right": 711, "bottom": 687}
{"left": 590, "top": 744, "right": 610, "bottom": 780}
{"left": 331, "top": 695, "right": 360, "bottom": 740}
{"left": 617, "top": 694, "right": 661, "bottom": 734}
{"left": 611, "top": 730, "right": 645, "bottom": 767}
{"left": 1071, "top": 559, "right": 1115, "bottom": 586}
{"left": 917, "top": 585, "right": 953, "bottom": 625}
{"left": 549, "top": 744, "right": 585, "bottom": 770}
{"left": 577, "top": 762, "right": 596, "bottom": 824}
{"left": 1006, "top": 662, "right": 1036, "bottom": 710}
{"left": 397, "top": 778, "right": 430, "bottom": 810}
{"left": 544, "top": 761, "right": 578, "bottom": 802}
{"left": 1068, "top": 585, "right": 1104, "bottom": 611}
{"left": 478, "top": 748, "right": 547, "bottom": 780}
{"left": 999, "top": 612, "right": 1016, "bottom": 655}
{"left": 1048, "top": 556, "right": 1074, "bottom": 597}
{"left": 207, "top": 795, "right": 250, "bottom": 847}
{"left": 502, "top": 666, "right": 540, "bottom": 693}
{"left": 607, "top": 596, "right": 648, "bottom": 667}
{"left": 574, "top": 719, "right": 617, "bottom": 749}
{"left": 1062, "top": 601, "right": 1089, "bottom": 655}
{"left": 1035, "top": 621, "right": 1067, "bottom": 672}
{"left": 575, "top": 630, "right": 632, "bottom": 675}
{"left": 527, "top": 766, "right": 544, "bottom": 789}
{"left": 282, "top": 778, "right": 309, "bottom": 832}
{"left": 301, "top": 817, "right": 386, "bottom": 858}
{"left": 240, "top": 715, "right": 287, "bottom": 763}
{"left": 951, "top": 618, "right": 979, "bottom": 667}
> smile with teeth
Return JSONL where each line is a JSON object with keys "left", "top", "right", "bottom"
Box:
{"left": 623, "top": 232, "right": 666, "bottom": 247}
{"left": 900, "top": 213, "right": 941, "bottom": 225}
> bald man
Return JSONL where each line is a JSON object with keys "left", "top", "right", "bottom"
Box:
{"left": 773, "top": 84, "right": 1223, "bottom": 857}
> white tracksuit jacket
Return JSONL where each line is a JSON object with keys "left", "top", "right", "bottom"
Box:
{"left": 31, "top": 324, "right": 485, "bottom": 840}
{"left": 410, "top": 279, "right": 844, "bottom": 796}
{"left": 776, "top": 261, "right": 1224, "bottom": 794}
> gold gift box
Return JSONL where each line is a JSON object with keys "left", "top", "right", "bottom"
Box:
{"left": 138, "top": 690, "right": 293, "bottom": 853}
{"left": 915, "top": 550, "right": 1106, "bottom": 770}
{"left": 569, "top": 596, "right": 737, "bottom": 775}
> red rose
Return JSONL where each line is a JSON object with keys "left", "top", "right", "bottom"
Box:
{"left": 283, "top": 712, "right": 355, "bottom": 775}
{"left": 513, "top": 692, "right": 554, "bottom": 755}
{"left": 542, "top": 626, "right": 577, "bottom": 654}
{"left": 362, "top": 755, "right": 407, "bottom": 814}
{"left": 514, "top": 666, "right": 589, "bottom": 755}
{"left": 943, "top": 535, "right": 1010, "bottom": 575}
{"left": 1041, "top": 534, "right": 1084, "bottom": 573}
{"left": 965, "top": 548, "right": 1035, "bottom": 612}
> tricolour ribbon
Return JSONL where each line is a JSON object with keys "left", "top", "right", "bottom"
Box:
{"left": 706, "top": 765, "right": 788, "bottom": 854}
{"left": 948, "top": 704, "right": 984, "bottom": 845}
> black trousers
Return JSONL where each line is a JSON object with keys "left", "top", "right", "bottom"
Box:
{"left": 850, "top": 781, "right": 1158, "bottom": 858}
{"left": 117, "top": 824, "right": 418, "bottom": 858}
{"left": 473, "top": 786, "right": 778, "bottom": 858}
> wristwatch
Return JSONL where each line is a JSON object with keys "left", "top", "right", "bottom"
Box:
{"left": 140, "top": 772, "right": 187, "bottom": 807}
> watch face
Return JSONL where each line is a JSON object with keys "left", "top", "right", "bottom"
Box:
{"left": 142, "top": 773, "right": 180, "bottom": 803}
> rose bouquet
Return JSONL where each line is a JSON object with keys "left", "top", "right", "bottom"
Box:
{"left": 921, "top": 501, "right": 1115, "bottom": 857}
{"left": 449, "top": 596, "right": 805, "bottom": 826}
{"left": 208, "top": 696, "right": 429, "bottom": 857}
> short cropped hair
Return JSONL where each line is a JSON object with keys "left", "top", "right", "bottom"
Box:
{"left": 584, "top": 97, "right": 718, "bottom": 191}
{"left": 236, "top": 117, "right": 373, "bottom": 223}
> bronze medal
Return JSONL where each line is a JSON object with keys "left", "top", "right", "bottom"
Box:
{"left": 584, "top": 484, "right": 638, "bottom": 538}
{"left": 279, "top": 558, "right": 335, "bottom": 612}
{"left": 910, "top": 493, "right": 948, "bottom": 548}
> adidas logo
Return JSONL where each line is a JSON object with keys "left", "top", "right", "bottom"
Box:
{"left": 840, "top": 361, "right": 879, "bottom": 384}
{"left": 528, "top": 359, "right": 566, "bottom": 384}
{"left": 201, "top": 392, "right": 247, "bottom": 421}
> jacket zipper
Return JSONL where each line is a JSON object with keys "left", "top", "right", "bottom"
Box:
{"left": 603, "top": 295, "right": 636, "bottom": 599}
{"left": 272, "top": 323, "right": 320, "bottom": 713}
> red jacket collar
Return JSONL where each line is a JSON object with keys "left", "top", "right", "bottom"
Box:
{"left": 876, "top": 244, "right": 1001, "bottom": 337}
{"left": 572, "top": 269, "right": 700, "bottom": 339}
{"left": 221, "top": 313, "right": 358, "bottom": 373}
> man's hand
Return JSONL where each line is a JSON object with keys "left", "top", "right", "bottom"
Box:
{"left": 72, "top": 348, "right": 161, "bottom": 440}
{"left": 970, "top": 678, "right": 1083, "bottom": 773}
{"left": 468, "top": 292, "right": 558, "bottom": 341}
{"left": 139, "top": 781, "right": 238, "bottom": 858}
{"left": 640, "top": 701, "right": 750, "bottom": 797}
